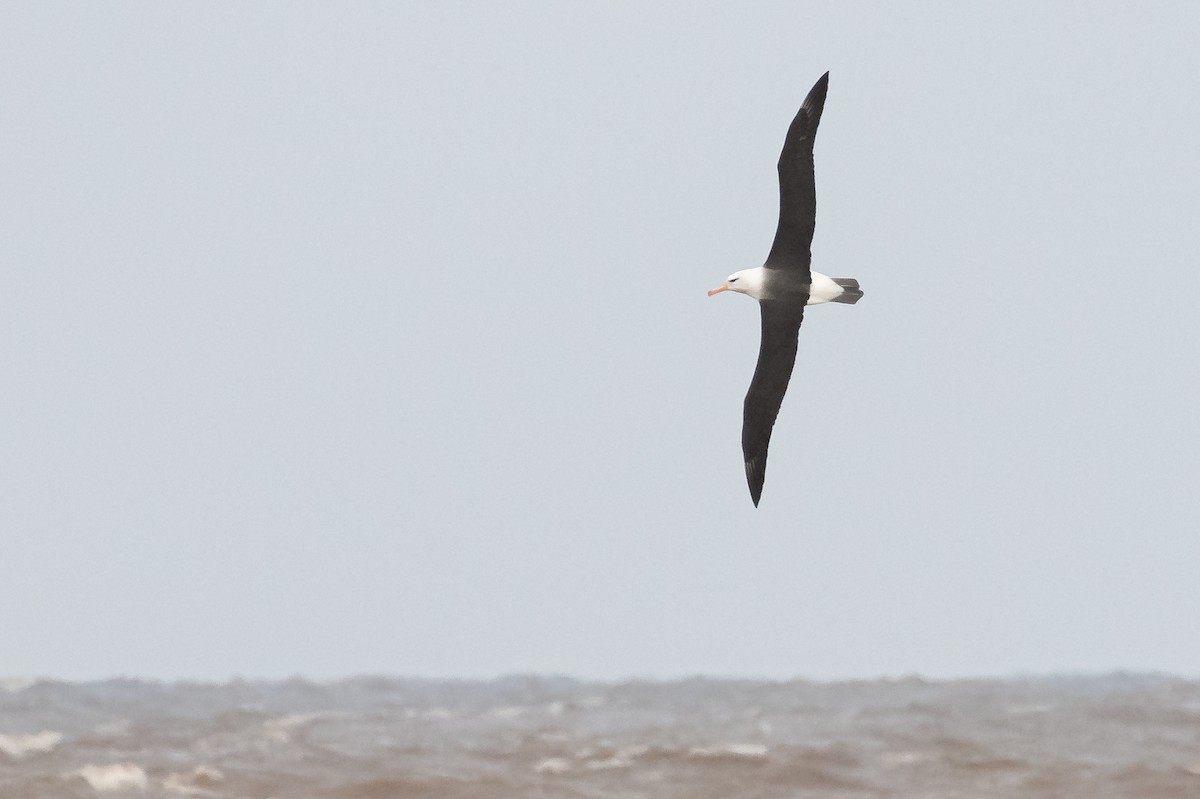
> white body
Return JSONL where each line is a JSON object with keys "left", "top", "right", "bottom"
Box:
{"left": 715, "top": 267, "right": 845, "bottom": 304}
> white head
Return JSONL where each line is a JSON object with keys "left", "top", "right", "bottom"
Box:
{"left": 707, "top": 267, "right": 766, "bottom": 301}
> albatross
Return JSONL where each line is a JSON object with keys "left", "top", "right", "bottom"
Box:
{"left": 708, "top": 71, "right": 862, "bottom": 507}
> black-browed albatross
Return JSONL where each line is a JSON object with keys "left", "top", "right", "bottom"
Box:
{"left": 708, "top": 71, "right": 862, "bottom": 507}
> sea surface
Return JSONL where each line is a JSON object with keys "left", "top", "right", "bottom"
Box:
{"left": 2, "top": 673, "right": 1199, "bottom": 798}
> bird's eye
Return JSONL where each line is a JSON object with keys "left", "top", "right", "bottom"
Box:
{"left": 729, "top": 277, "right": 739, "bottom": 283}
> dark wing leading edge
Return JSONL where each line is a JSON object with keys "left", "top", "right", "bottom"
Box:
{"left": 764, "top": 71, "right": 829, "bottom": 273}
{"left": 742, "top": 300, "right": 807, "bottom": 506}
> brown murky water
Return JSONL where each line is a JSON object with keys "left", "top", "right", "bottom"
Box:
{"left": 3, "top": 674, "right": 1199, "bottom": 797}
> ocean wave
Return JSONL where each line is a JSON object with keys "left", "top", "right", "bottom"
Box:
{"left": 0, "top": 730, "right": 63, "bottom": 758}
{"left": 687, "top": 743, "right": 769, "bottom": 761}
{"left": 1, "top": 674, "right": 1198, "bottom": 799}
{"left": 163, "top": 765, "right": 225, "bottom": 796}
{"left": 262, "top": 712, "right": 320, "bottom": 743}
{"left": 75, "top": 763, "right": 148, "bottom": 792}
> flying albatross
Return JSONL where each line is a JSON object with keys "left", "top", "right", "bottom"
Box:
{"left": 708, "top": 71, "right": 862, "bottom": 507}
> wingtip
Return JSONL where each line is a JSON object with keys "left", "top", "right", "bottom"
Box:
{"left": 745, "top": 461, "right": 764, "bottom": 507}
{"left": 800, "top": 72, "right": 829, "bottom": 119}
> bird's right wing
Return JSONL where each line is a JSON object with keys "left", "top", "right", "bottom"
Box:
{"left": 742, "top": 299, "right": 806, "bottom": 506}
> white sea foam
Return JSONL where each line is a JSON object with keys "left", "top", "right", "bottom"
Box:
{"left": 77, "top": 763, "right": 148, "bottom": 791}
{"left": 688, "top": 743, "right": 768, "bottom": 760}
{"left": 493, "top": 702, "right": 565, "bottom": 717}
{"left": 880, "top": 750, "right": 933, "bottom": 766}
{"left": 0, "top": 731, "right": 63, "bottom": 758}
{"left": 163, "top": 765, "right": 225, "bottom": 795}
{"left": 584, "top": 755, "right": 633, "bottom": 770}
{"left": 534, "top": 757, "right": 571, "bottom": 774}
{"left": 95, "top": 719, "right": 132, "bottom": 736}
{"left": 579, "top": 743, "right": 647, "bottom": 769}
{"left": 402, "top": 706, "right": 459, "bottom": 720}
{"left": 263, "top": 713, "right": 318, "bottom": 743}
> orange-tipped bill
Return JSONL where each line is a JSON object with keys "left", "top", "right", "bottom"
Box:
{"left": 707, "top": 282, "right": 729, "bottom": 296}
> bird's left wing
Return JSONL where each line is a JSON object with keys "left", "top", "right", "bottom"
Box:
{"left": 764, "top": 72, "right": 828, "bottom": 273}
{"left": 742, "top": 299, "right": 807, "bottom": 506}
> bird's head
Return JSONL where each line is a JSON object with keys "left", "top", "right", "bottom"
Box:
{"left": 708, "top": 267, "right": 765, "bottom": 300}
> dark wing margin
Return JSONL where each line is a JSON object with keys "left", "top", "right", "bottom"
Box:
{"left": 742, "top": 299, "right": 807, "bottom": 506}
{"left": 764, "top": 71, "right": 829, "bottom": 272}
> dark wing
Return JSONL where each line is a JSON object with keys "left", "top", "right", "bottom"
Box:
{"left": 742, "top": 299, "right": 807, "bottom": 506}
{"left": 764, "top": 71, "right": 829, "bottom": 272}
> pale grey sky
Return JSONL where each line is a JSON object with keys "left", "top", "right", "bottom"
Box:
{"left": 2, "top": 2, "right": 1198, "bottom": 681}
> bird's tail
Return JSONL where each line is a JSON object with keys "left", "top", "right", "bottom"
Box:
{"left": 830, "top": 277, "right": 863, "bottom": 304}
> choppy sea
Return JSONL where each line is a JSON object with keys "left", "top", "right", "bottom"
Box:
{"left": 3, "top": 673, "right": 1200, "bottom": 798}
